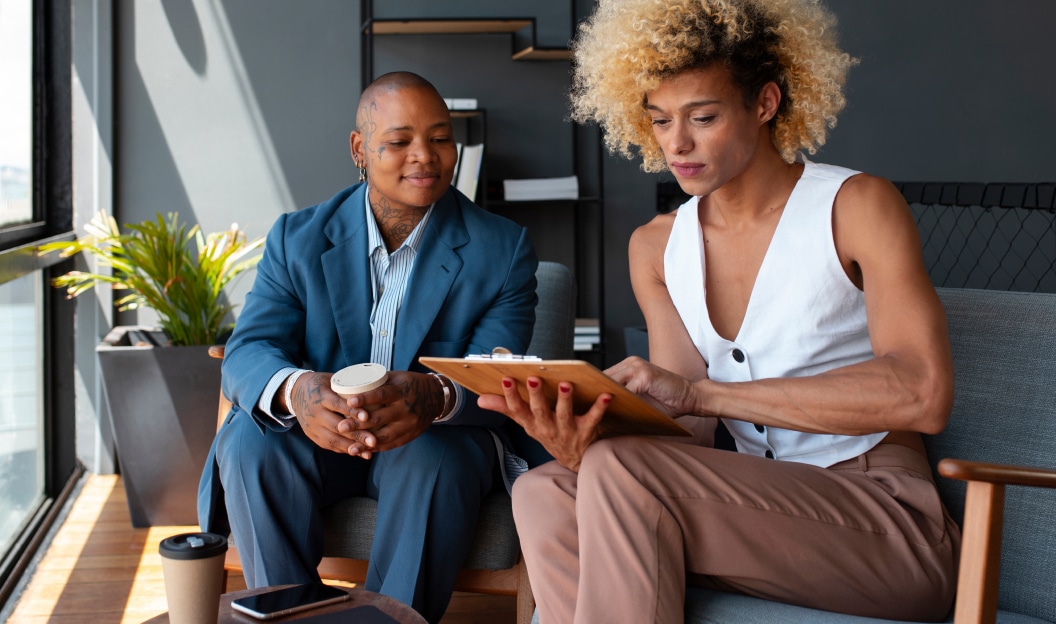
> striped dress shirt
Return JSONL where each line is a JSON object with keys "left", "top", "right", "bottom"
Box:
{"left": 259, "top": 193, "right": 463, "bottom": 425}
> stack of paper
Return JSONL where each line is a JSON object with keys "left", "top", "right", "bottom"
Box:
{"left": 503, "top": 175, "right": 579, "bottom": 201}
{"left": 455, "top": 144, "right": 484, "bottom": 202}
{"left": 573, "top": 318, "right": 600, "bottom": 352}
{"left": 443, "top": 98, "right": 478, "bottom": 110}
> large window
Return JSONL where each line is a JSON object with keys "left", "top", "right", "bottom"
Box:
{"left": 0, "top": 0, "right": 76, "bottom": 609}
{"left": 0, "top": 0, "right": 44, "bottom": 562}
{"left": 0, "top": 0, "right": 33, "bottom": 229}
{"left": 0, "top": 273, "right": 43, "bottom": 556}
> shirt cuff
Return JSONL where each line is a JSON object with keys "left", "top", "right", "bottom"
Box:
{"left": 258, "top": 367, "right": 300, "bottom": 428}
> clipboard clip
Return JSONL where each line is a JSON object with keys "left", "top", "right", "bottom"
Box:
{"left": 465, "top": 347, "right": 541, "bottom": 361}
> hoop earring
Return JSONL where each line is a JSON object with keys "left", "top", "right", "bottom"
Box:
{"left": 355, "top": 158, "right": 366, "bottom": 183}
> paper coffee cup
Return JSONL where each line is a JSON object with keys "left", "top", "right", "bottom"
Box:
{"left": 331, "top": 363, "right": 388, "bottom": 400}
{"left": 159, "top": 532, "right": 228, "bottom": 624}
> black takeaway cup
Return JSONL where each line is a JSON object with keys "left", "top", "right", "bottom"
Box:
{"left": 158, "top": 532, "right": 228, "bottom": 624}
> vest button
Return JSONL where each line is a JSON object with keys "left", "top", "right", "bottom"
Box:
{"left": 731, "top": 349, "right": 745, "bottom": 363}
{"left": 765, "top": 450, "right": 774, "bottom": 459}
{"left": 754, "top": 423, "right": 764, "bottom": 433}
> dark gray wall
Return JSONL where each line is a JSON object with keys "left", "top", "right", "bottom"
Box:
{"left": 114, "top": 0, "right": 359, "bottom": 327}
{"left": 113, "top": 0, "right": 1056, "bottom": 364}
{"left": 822, "top": 0, "right": 1056, "bottom": 182}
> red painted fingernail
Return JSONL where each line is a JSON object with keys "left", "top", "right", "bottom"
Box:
{"left": 502, "top": 379, "right": 513, "bottom": 388}
{"left": 527, "top": 379, "right": 539, "bottom": 389}
{"left": 602, "top": 396, "right": 612, "bottom": 404}
{"left": 559, "top": 384, "right": 571, "bottom": 394}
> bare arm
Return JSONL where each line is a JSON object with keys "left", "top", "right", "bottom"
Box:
{"left": 623, "top": 213, "right": 718, "bottom": 443}
{"left": 610, "top": 176, "right": 953, "bottom": 436}
{"left": 627, "top": 212, "right": 712, "bottom": 382}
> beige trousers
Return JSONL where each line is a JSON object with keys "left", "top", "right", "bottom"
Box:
{"left": 512, "top": 438, "right": 960, "bottom": 624}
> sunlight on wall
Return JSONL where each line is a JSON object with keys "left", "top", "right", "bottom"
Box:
{"left": 133, "top": 0, "right": 295, "bottom": 234}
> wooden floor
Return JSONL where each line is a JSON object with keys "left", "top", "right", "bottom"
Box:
{"left": 5, "top": 474, "right": 515, "bottom": 623}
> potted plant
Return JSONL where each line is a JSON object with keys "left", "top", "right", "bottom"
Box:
{"left": 39, "top": 211, "right": 263, "bottom": 527}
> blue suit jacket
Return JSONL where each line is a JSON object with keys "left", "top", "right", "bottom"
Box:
{"left": 199, "top": 182, "right": 538, "bottom": 532}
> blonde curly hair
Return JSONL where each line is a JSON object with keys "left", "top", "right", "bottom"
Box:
{"left": 571, "top": 0, "right": 857, "bottom": 171}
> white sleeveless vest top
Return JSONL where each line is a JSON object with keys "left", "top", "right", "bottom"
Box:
{"left": 663, "top": 161, "right": 887, "bottom": 468}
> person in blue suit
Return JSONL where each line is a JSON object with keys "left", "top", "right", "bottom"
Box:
{"left": 198, "top": 71, "right": 540, "bottom": 623}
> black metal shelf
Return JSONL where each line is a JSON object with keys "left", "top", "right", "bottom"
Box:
{"left": 360, "top": 1, "right": 605, "bottom": 361}
{"left": 361, "top": 17, "right": 572, "bottom": 62}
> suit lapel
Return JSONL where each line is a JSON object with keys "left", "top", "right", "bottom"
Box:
{"left": 321, "top": 185, "right": 373, "bottom": 368}
{"left": 393, "top": 190, "right": 468, "bottom": 370}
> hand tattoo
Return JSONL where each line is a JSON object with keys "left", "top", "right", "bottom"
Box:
{"left": 400, "top": 374, "right": 444, "bottom": 424}
{"left": 294, "top": 374, "right": 328, "bottom": 427}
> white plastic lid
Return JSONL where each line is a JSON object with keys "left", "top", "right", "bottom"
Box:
{"left": 331, "top": 363, "right": 388, "bottom": 396}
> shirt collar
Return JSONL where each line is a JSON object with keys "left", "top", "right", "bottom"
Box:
{"left": 364, "top": 189, "right": 435, "bottom": 256}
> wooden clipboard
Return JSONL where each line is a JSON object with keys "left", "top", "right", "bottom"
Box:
{"left": 419, "top": 356, "right": 691, "bottom": 437}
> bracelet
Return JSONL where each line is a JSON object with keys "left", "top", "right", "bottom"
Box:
{"left": 284, "top": 369, "right": 313, "bottom": 420}
{"left": 428, "top": 372, "right": 451, "bottom": 421}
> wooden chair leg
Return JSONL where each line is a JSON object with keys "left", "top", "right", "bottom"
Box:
{"left": 515, "top": 557, "right": 535, "bottom": 624}
{"left": 954, "top": 480, "right": 1004, "bottom": 624}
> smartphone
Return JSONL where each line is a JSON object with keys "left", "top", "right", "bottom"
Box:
{"left": 230, "top": 582, "right": 350, "bottom": 620}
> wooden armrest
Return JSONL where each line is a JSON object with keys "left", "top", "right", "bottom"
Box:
{"left": 209, "top": 344, "right": 230, "bottom": 431}
{"left": 938, "top": 456, "right": 1056, "bottom": 624}
{"left": 938, "top": 458, "right": 1056, "bottom": 489}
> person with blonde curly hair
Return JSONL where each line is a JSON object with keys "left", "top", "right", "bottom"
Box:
{"left": 480, "top": 0, "right": 961, "bottom": 622}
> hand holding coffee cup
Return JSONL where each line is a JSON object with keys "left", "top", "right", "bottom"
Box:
{"left": 331, "top": 363, "right": 389, "bottom": 412}
{"left": 331, "top": 363, "right": 389, "bottom": 458}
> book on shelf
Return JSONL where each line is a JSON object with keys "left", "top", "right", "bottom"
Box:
{"left": 503, "top": 175, "right": 578, "bottom": 201}
{"left": 573, "top": 318, "right": 600, "bottom": 351}
{"left": 443, "top": 97, "right": 478, "bottom": 110}
{"left": 455, "top": 144, "right": 484, "bottom": 201}
{"left": 575, "top": 318, "right": 599, "bottom": 332}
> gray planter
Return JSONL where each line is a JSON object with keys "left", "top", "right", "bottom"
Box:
{"left": 97, "top": 326, "right": 220, "bottom": 527}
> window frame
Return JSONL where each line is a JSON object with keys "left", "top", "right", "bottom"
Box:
{"left": 0, "top": 0, "right": 81, "bottom": 609}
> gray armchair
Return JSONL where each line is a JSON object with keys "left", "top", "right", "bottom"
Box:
{"left": 681, "top": 288, "right": 1056, "bottom": 624}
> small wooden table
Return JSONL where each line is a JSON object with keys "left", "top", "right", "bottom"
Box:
{"left": 145, "top": 585, "right": 427, "bottom": 623}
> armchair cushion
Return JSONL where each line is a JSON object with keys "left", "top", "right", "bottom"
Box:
{"left": 322, "top": 489, "right": 519, "bottom": 570}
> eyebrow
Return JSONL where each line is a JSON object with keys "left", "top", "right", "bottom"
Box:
{"left": 382, "top": 121, "right": 452, "bottom": 133}
{"left": 644, "top": 99, "right": 721, "bottom": 113}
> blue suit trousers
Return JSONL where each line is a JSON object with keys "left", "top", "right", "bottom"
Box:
{"left": 215, "top": 411, "right": 497, "bottom": 623}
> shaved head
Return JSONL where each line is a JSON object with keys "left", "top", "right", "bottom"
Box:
{"left": 356, "top": 71, "right": 446, "bottom": 130}
{"left": 349, "top": 71, "right": 458, "bottom": 232}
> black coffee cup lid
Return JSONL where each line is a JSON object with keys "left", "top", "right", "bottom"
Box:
{"left": 159, "top": 532, "right": 228, "bottom": 560}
